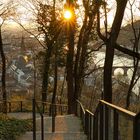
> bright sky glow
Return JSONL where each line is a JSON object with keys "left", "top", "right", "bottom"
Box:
{"left": 0, "top": 17, "right": 3, "bottom": 24}
{"left": 99, "top": 0, "right": 140, "bottom": 27}
{"left": 0, "top": 0, "right": 140, "bottom": 28}
{"left": 63, "top": 10, "right": 72, "bottom": 20}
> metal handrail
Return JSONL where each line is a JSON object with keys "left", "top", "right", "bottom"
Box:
{"left": 36, "top": 100, "right": 68, "bottom": 107}
{"left": 100, "top": 100, "right": 136, "bottom": 117}
{"left": 0, "top": 100, "right": 32, "bottom": 112}
{"left": 32, "top": 99, "right": 46, "bottom": 140}
{"left": 32, "top": 99, "right": 68, "bottom": 140}
{"left": 76, "top": 100, "right": 94, "bottom": 138}
{"left": 76, "top": 99, "right": 140, "bottom": 140}
{"left": 0, "top": 99, "right": 68, "bottom": 114}
{"left": 76, "top": 99, "right": 85, "bottom": 114}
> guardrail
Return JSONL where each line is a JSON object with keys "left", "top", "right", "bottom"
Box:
{"left": 77, "top": 100, "right": 140, "bottom": 140}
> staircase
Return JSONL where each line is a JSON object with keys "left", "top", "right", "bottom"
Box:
{"left": 7, "top": 99, "right": 140, "bottom": 140}
{"left": 17, "top": 114, "right": 87, "bottom": 140}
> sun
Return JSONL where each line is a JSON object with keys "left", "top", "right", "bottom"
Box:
{"left": 63, "top": 9, "right": 73, "bottom": 20}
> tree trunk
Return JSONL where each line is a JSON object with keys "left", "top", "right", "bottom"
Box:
{"left": 66, "top": 23, "right": 75, "bottom": 114}
{"left": 103, "top": 42, "right": 114, "bottom": 102}
{"left": 41, "top": 27, "right": 61, "bottom": 104}
{"left": 0, "top": 27, "right": 7, "bottom": 113}
{"left": 74, "top": 16, "right": 87, "bottom": 114}
{"left": 50, "top": 46, "right": 58, "bottom": 115}
{"left": 103, "top": 0, "right": 128, "bottom": 102}
{"left": 74, "top": 1, "right": 98, "bottom": 104}
{"left": 41, "top": 47, "right": 52, "bottom": 102}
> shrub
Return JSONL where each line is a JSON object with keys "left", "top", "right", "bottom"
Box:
{"left": 0, "top": 113, "right": 32, "bottom": 140}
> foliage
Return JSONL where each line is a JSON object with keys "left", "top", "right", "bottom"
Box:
{"left": 0, "top": 113, "right": 32, "bottom": 140}
{"left": 37, "top": 3, "right": 61, "bottom": 40}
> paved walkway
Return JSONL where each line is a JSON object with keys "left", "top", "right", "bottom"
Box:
{"left": 17, "top": 132, "right": 86, "bottom": 140}
{"left": 8, "top": 113, "right": 87, "bottom": 140}
{"left": 8, "top": 112, "right": 40, "bottom": 119}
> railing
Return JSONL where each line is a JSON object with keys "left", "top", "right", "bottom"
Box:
{"left": 0, "top": 100, "right": 32, "bottom": 112}
{"left": 0, "top": 99, "right": 68, "bottom": 140}
{"left": 77, "top": 100, "right": 140, "bottom": 140}
{"left": 32, "top": 98, "right": 44, "bottom": 140}
{"left": 0, "top": 100, "right": 68, "bottom": 115}
{"left": 32, "top": 99, "right": 68, "bottom": 140}
{"left": 77, "top": 100, "right": 95, "bottom": 140}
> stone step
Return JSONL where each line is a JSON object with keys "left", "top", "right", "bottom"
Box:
{"left": 17, "top": 131, "right": 87, "bottom": 140}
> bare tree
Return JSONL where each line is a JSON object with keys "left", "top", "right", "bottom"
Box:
{"left": 97, "top": 0, "right": 128, "bottom": 102}
{"left": 97, "top": 0, "right": 140, "bottom": 108}
{"left": 16, "top": 0, "right": 63, "bottom": 104}
{"left": 0, "top": 1, "right": 15, "bottom": 113}
{"left": 126, "top": 0, "right": 140, "bottom": 108}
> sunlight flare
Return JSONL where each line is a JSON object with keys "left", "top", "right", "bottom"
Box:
{"left": 63, "top": 9, "right": 72, "bottom": 20}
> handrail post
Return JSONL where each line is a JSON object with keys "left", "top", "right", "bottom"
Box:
{"left": 41, "top": 114, "right": 44, "bottom": 140}
{"left": 114, "top": 109, "right": 118, "bottom": 140}
{"left": 35, "top": 100, "right": 44, "bottom": 140}
{"left": 52, "top": 104, "right": 56, "bottom": 132}
{"left": 81, "top": 107, "right": 85, "bottom": 128}
{"left": 104, "top": 105, "right": 108, "bottom": 140}
{"left": 85, "top": 110, "right": 89, "bottom": 139}
{"left": 32, "top": 98, "right": 36, "bottom": 140}
{"left": 42, "top": 102, "right": 45, "bottom": 113}
{"left": 100, "top": 104, "right": 103, "bottom": 140}
{"left": 80, "top": 106, "right": 82, "bottom": 118}
{"left": 20, "top": 101, "right": 23, "bottom": 112}
{"left": 89, "top": 115, "right": 92, "bottom": 140}
{"left": 134, "top": 113, "right": 140, "bottom": 140}
{"left": 93, "top": 115, "right": 96, "bottom": 140}
{"left": 93, "top": 113, "right": 98, "bottom": 140}
{"left": 9, "top": 102, "right": 11, "bottom": 112}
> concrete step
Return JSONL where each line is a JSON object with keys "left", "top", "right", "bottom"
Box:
{"left": 16, "top": 114, "right": 87, "bottom": 140}
{"left": 36, "top": 114, "right": 83, "bottom": 132}
{"left": 17, "top": 131, "right": 87, "bottom": 140}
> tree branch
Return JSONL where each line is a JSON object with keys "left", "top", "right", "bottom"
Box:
{"left": 114, "top": 43, "right": 140, "bottom": 59}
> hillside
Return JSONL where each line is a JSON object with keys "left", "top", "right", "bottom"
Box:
{"left": 117, "top": 20, "right": 140, "bottom": 49}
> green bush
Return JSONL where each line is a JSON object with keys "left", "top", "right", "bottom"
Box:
{"left": 0, "top": 113, "right": 32, "bottom": 140}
